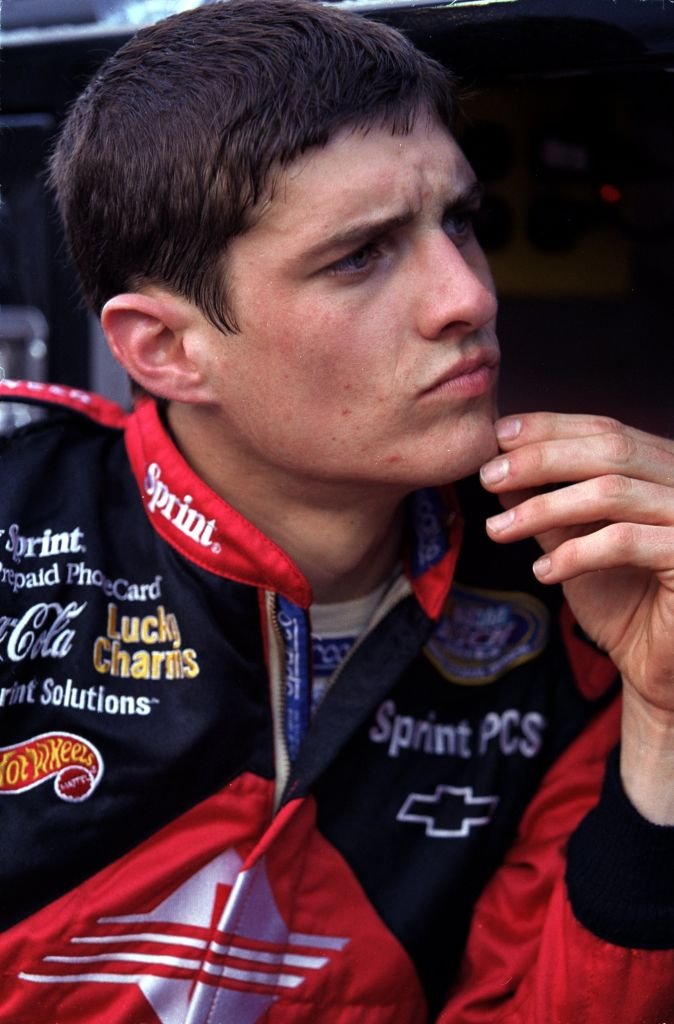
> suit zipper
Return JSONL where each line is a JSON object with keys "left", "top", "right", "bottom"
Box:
{"left": 266, "top": 574, "right": 413, "bottom": 809}
{"left": 265, "top": 589, "right": 292, "bottom": 810}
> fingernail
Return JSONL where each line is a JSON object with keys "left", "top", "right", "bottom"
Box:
{"left": 480, "top": 457, "right": 509, "bottom": 485}
{"left": 496, "top": 418, "right": 521, "bottom": 441}
{"left": 486, "top": 508, "right": 515, "bottom": 533}
{"left": 533, "top": 557, "right": 551, "bottom": 579}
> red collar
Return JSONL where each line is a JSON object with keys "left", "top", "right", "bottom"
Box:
{"left": 0, "top": 381, "right": 463, "bottom": 617}
{"left": 125, "top": 398, "right": 313, "bottom": 606}
{"left": 125, "top": 400, "right": 463, "bottom": 619}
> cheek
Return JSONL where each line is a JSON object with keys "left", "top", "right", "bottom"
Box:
{"left": 278, "top": 306, "right": 379, "bottom": 395}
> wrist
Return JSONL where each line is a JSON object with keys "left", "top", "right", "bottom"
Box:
{"left": 620, "top": 685, "right": 674, "bottom": 825}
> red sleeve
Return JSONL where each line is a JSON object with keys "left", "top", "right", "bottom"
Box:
{"left": 437, "top": 697, "right": 674, "bottom": 1023}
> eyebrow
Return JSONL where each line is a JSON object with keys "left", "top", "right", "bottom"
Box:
{"left": 297, "top": 179, "right": 484, "bottom": 265}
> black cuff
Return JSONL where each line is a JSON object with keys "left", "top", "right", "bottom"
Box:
{"left": 566, "top": 747, "right": 674, "bottom": 948}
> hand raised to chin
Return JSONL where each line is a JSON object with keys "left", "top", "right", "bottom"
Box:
{"left": 480, "top": 412, "right": 674, "bottom": 824}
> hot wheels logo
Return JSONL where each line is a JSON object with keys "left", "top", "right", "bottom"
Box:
{"left": 0, "top": 731, "right": 103, "bottom": 802}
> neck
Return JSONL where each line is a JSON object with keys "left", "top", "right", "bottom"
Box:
{"left": 166, "top": 403, "right": 407, "bottom": 604}
{"left": 269, "top": 497, "right": 405, "bottom": 604}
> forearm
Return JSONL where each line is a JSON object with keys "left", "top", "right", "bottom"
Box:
{"left": 620, "top": 683, "right": 674, "bottom": 825}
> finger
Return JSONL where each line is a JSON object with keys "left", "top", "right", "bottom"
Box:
{"left": 494, "top": 487, "right": 539, "bottom": 512}
{"left": 479, "top": 432, "right": 674, "bottom": 494}
{"left": 494, "top": 412, "right": 674, "bottom": 459}
{"left": 530, "top": 522, "right": 674, "bottom": 585}
{"left": 485, "top": 476, "right": 674, "bottom": 545}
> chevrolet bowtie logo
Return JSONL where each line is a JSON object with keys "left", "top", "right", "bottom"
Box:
{"left": 397, "top": 784, "right": 499, "bottom": 838}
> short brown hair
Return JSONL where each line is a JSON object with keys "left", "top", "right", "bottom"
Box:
{"left": 50, "top": 0, "right": 457, "bottom": 331}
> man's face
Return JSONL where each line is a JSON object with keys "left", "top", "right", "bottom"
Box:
{"left": 198, "top": 117, "right": 499, "bottom": 492}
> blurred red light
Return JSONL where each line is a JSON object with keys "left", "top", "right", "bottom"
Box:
{"left": 599, "top": 183, "right": 622, "bottom": 204}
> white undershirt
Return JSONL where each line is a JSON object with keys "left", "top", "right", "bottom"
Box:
{"left": 310, "top": 574, "right": 396, "bottom": 712}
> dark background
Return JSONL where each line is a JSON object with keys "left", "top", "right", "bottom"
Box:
{"left": 1, "top": 0, "right": 673, "bottom": 433}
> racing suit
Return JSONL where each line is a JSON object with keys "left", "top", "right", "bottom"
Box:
{"left": 0, "top": 379, "right": 672, "bottom": 1023}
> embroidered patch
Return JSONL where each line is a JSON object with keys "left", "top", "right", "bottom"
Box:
{"left": 424, "top": 583, "right": 549, "bottom": 685}
{"left": 0, "top": 731, "right": 104, "bottom": 802}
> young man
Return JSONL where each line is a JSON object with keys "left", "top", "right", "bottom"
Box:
{"left": 1, "top": 1, "right": 673, "bottom": 1020}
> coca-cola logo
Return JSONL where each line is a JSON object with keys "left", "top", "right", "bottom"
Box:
{"left": 0, "top": 601, "right": 86, "bottom": 662}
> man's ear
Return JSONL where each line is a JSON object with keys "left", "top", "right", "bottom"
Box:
{"left": 101, "top": 290, "right": 214, "bottom": 403}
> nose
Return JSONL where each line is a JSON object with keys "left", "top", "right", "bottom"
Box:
{"left": 415, "top": 232, "right": 498, "bottom": 341}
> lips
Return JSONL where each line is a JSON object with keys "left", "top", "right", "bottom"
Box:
{"left": 420, "top": 348, "right": 500, "bottom": 397}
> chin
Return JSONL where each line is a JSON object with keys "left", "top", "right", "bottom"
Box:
{"left": 425, "top": 407, "right": 499, "bottom": 486}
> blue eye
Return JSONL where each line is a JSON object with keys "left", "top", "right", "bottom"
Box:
{"left": 330, "top": 244, "right": 375, "bottom": 275}
{"left": 443, "top": 210, "right": 475, "bottom": 242}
